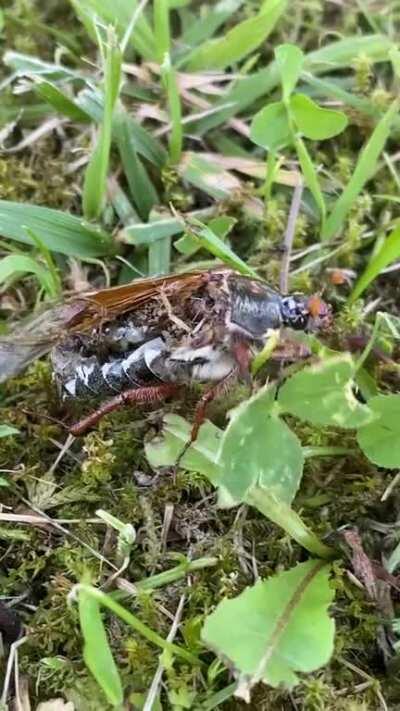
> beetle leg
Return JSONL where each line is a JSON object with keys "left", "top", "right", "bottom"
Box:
{"left": 70, "top": 383, "right": 179, "bottom": 436}
{"left": 231, "top": 339, "right": 252, "bottom": 384}
{"left": 175, "top": 371, "right": 237, "bottom": 468}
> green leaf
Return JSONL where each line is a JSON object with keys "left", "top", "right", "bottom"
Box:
{"left": 184, "top": 0, "right": 287, "bottom": 71}
{"left": 145, "top": 413, "right": 221, "bottom": 484}
{"left": 3, "top": 50, "right": 82, "bottom": 81}
{"left": 70, "top": 0, "right": 156, "bottom": 60}
{"left": 121, "top": 216, "right": 183, "bottom": 245}
{"left": 290, "top": 93, "right": 348, "bottom": 140}
{"left": 178, "top": 152, "right": 242, "bottom": 200}
{"left": 145, "top": 414, "right": 334, "bottom": 557}
{"left": 175, "top": 215, "right": 236, "bottom": 256}
{"left": 275, "top": 44, "right": 303, "bottom": 101}
{"left": 0, "top": 255, "right": 55, "bottom": 296}
{"left": 34, "top": 79, "right": 90, "bottom": 122}
{"left": 389, "top": 47, "right": 400, "bottom": 79}
{"left": 154, "top": 0, "right": 170, "bottom": 61}
{"left": 180, "top": 0, "right": 244, "bottom": 48}
{"left": 357, "top": 394, "right": 400, "bottom": 468}
{"left": 148, "top": 234, "right": 171, "bottom": 276}
{"left": 0, "top": 425, "right": 19, "bottom": 438}
{"left": 83, "top": 29, "right": 122, "bottom": 220}
{"left": 114, "top": 114, "right": 158, "bottom": 220}
{"left": 78, "top": 587, "right": 123, "bottom": 706}
{"left": 349, "top": 226, "right": 400, "bottom": 303}
{"left": 161, "top": 54, "right": 183, "bottom": 164}
{"left": 217, "top": 384, "right": 303, "bottom": 505}
{"left": 189, "top": 219, "right": 258, "bottom": 277}
{"left": 250, "top": 101, "right": 291, "bottom": 151}
{"left": 322, "top": 99, "right": 400, "bottom": 240}
{"left": 246, "top": 486, "right": 334, "bottom": 558}
{"left": 278, "top": 355, "right": 374, "bottom": 428}
{"left": 0, "top": 200, "right": 113, "bottom": 257}
{"left": 294, "top": 136, "right": 326, "bottom": 224}
{"left": 192, "top": 34, "right": 394, "bottom": 136}
{"left": 202, "top": 560, "right": 335, "bottom": 693}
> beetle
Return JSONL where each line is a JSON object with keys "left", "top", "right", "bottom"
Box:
{"left": 0, "top": 268, "right": 331, "bottom": 441}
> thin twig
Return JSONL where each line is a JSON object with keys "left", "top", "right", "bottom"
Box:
{"left": 0, "top": 636, "right": 27, "bottom": 707}
{"left": 280, "top": 179, "right": 304, "bottom": 294}
{"left": 143, "top": 595, "right": 186, "bottom": 711}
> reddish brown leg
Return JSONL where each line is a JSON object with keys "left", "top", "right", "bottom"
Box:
{"left": 231, "top": 339, "right": 252, "bottom": 383}
{"left": 175, "top": 372, "right": 238, "bottom": 468}
{"left": 70, "top": 383, "right": 179, "bottom": 436}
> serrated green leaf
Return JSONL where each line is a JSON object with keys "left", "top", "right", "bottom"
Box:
{"left": 217, "top": 384, "right": 304, "bottom": 504}
{"left": 184, "top": 0, "right": 287, "bottom": 71}
{"left": 278, "top": 355, "right": 374, "bottom": 428}
{"left": 349, "top": 226, "right": 400, "bottom": 303}
{"left": 250, "top": 101, "right": 291, "bottom": 151}
{"left": 275, "top": 44, "right": 303, "bottom": 101}
{"left": 202, "top": 560, "right": 335, "bottom": 692}
{"left": 290, "top": 93, "right": 348, "bottom": 139}
{"left": 78, "top": 588, "right": 123, "bottom": 706}
{"left": 357, "top": 394, "right": 400, "bottom": 468}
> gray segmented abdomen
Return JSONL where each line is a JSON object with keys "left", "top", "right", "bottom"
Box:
{"left": 52, "top": 337, "right": 166, "bottom": 400}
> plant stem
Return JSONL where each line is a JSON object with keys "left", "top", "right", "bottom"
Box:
{"left": 246, "top": 486, "right": 335, "bottom": 559}
{"left": 75, "top": 584, "right": 201, "bottom": 666}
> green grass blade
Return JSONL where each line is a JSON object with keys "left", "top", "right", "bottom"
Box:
{"left": 79, "top": 91, "right": 167, "bottom": 167}
{"left": 114, "top": 115, "right": 158, "bottom": 220}
{"left": 180, "top": 0, "right": 244, "bottom": 49}
{"left": 349, "top": 226, "right": 400, "bottom": 303}
{"left": 322, "top": 99, "right": 400, "bottom": 240}
{"left": 83, "top": 28, "right": 122, "bottom": 220}
{"left": 0, "top": 255, "right": 55, "bottom": 297}
{"left": 148, "top": 235, "right": 172, "bottom": 275}
{"left": 121, "top": 217, "right": 183, "bottom": 245}
{"left": 70, "top": 0, "right": 156, "bottom": 60}
{"left": 78, "top": 587, "right": 123, "bottom": 707}
{"left": 161, "top": 54, "right": 183, "bottom": 164}
{"left": 0, "top": 201, "right": 113, "bottom": 257}
{"left": 189, "top": 219, "right": 258, "bottom": 277}
{"left": 153, "top": 0, "right": 170, "bottom": 61}
{"left": 25, "top": 228, "right": 62, "bottom": 298}
{"left": 295, "top": 137, "right": 326, "bottom": 227}
{"left": 3, "top": 50, "right": 83, "bottom": 81}
{"left": 184, "top": 0, "right": 287, "bottom": 71}
{"left": 34, "top": 79, "right": 90, "bottom": 122}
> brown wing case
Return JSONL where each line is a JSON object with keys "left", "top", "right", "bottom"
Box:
{"left": 0, "top": 270, "right": 209, "bottom": 382}
{"left": 84, "top": 270, "right": 206, "bottom": 317}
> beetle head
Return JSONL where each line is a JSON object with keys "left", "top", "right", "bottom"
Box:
{"left": 280, "top": 293, "right": 332, "bottom": 331}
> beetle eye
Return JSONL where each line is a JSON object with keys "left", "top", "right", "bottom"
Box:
{"left": 280, "top": 296, "right": 309, "bottom": 329}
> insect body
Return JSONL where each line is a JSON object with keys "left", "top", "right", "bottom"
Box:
{"left": 0, "top": 268, "right": 331, "bottom": 437}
